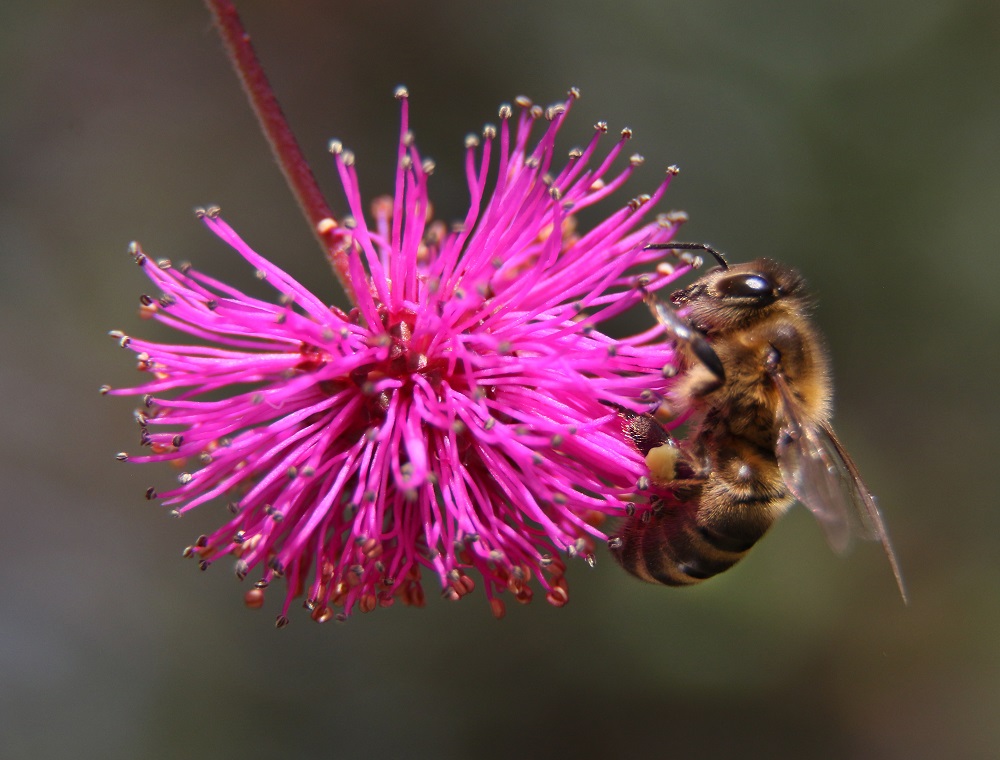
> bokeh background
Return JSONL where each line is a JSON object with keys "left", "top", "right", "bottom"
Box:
{"left": 2, "top": 1, "right": 997, "bottom": 758}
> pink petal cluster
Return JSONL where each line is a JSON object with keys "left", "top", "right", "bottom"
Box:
{"left": 106, "top": 88, "right": 693, "bottom": 623}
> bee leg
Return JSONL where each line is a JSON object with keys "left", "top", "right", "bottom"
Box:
{"left": 616, "top": 407, "right": 674, "bottom": 455}
{"left": 642, "top": 290, "right": 726, "bottom": 388}
{"left": 613, "top": 406, "right": 705, "bottom": 487}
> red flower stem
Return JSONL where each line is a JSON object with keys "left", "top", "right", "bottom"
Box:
{"left": 204, "top": 0, "right": 355, "bottom": 304}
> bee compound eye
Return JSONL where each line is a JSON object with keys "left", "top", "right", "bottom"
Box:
{"left": 717, "top": 274, "right": 776, "bottom": 303}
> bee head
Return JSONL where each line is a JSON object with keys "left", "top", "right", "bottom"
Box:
{"left": 671, "top": 258, "right": 807, "bottom": 334}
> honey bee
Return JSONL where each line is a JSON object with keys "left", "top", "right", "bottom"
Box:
{"left": 610, "top": 243, "right": 906, "bottom": 601}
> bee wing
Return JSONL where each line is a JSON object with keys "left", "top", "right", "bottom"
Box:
{"left": 776, "top": 418, "right": 870, "bottom": 552}
{"left": 769, "top": 361, "right": 907, "bottom": 602}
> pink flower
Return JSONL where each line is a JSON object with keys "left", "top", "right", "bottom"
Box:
{"left": 106, "top": 88, "right": 693, "bottom": 623}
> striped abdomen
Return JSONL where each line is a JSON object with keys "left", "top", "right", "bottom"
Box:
{"left": 611, "top": 435, "right": 794, "bottom": 586}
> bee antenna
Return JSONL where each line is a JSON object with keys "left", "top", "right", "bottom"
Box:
{"left": 644, "top": 242, "right": 730, "bottom": 270}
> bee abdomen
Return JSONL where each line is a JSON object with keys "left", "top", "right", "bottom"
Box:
{"left": 611, "top": 480, "right": 790, "bottom": 586}
{"left": 611, "top": 505, "right": 764, "bottom": 586}
{"left": 696, "top": 523, "right": 760, "bottom": 553}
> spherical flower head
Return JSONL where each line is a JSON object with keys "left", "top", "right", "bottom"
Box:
{"left": 106, "top": 88, "right": 694, "bottom": 624}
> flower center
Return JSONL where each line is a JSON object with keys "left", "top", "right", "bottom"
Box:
{"left": 298, "top": 305, "right": 465, "bottom": 429}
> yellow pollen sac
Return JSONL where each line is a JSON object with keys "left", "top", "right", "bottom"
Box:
{"left": 645, "top": 443, "right": 679, "bottom": 484}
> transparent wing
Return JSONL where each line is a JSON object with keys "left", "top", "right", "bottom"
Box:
{"left": 777, "top": 418, "right": 878, "bottom": 551}
{"left": 769, "top": 361, "right": 907, "bottom": 602}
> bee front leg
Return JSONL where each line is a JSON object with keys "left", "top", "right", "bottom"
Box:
{"left": 643, "top": 291, "right": 726, "bottom": 391}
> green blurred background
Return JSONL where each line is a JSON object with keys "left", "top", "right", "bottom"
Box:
{"left": 2, "top": 1, "right": 997, "bottom": 758}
